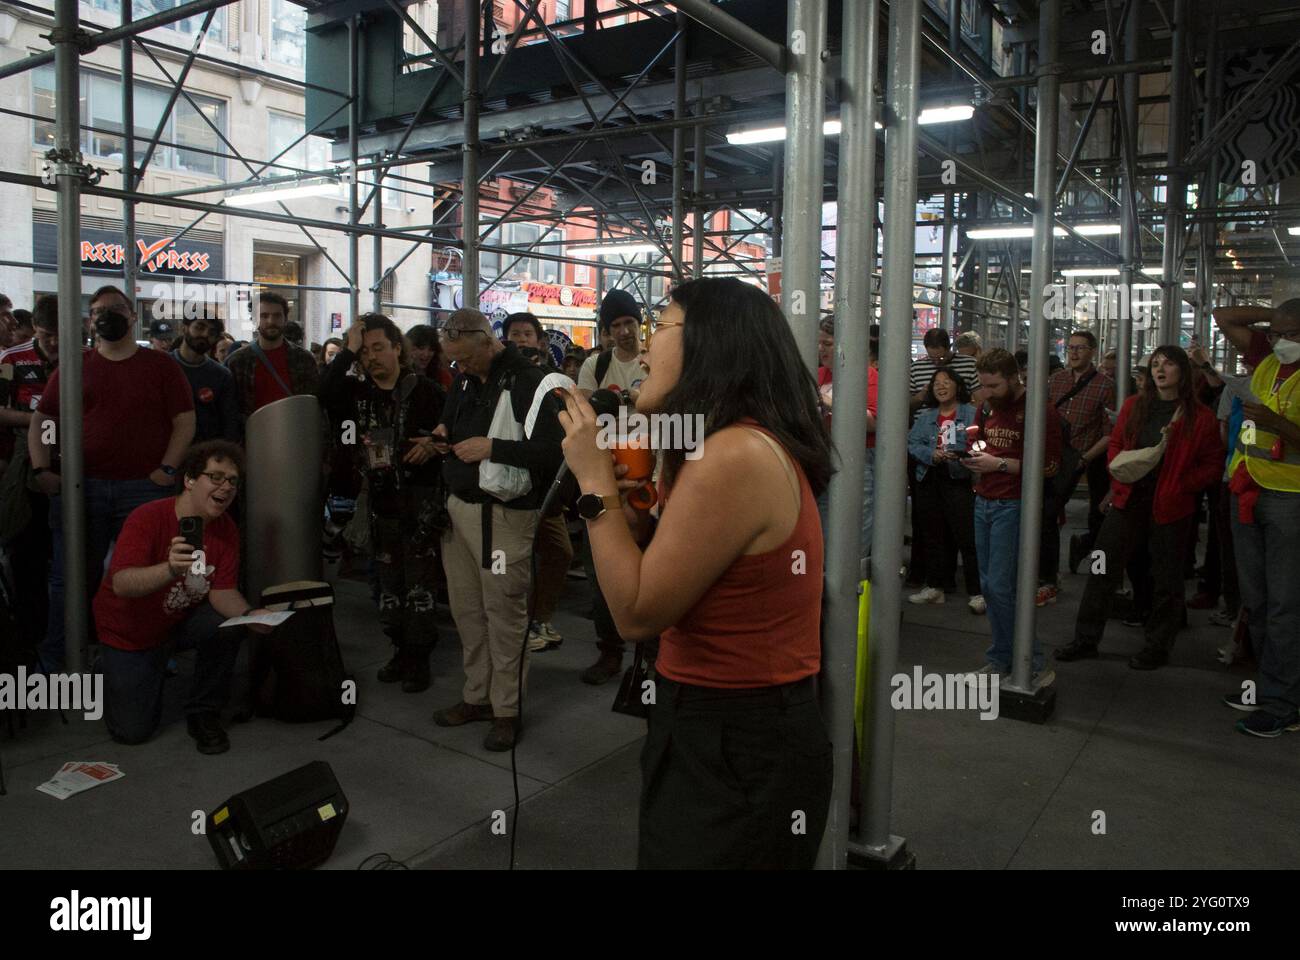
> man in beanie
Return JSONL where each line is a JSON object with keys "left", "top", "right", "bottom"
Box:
{"left": 578, "top": 289, "right": 645, "bottom": 398}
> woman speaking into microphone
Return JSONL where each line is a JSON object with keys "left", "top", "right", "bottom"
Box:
{"left": 558, "top": 277, "right": 834, "bottom": 869}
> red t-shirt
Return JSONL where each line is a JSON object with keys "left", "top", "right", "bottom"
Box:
{"left": 93, "top": 497, "right": 240, "bottom": 651}
{"left": 38, "top": 347, "right": 193, "bottom": 480}
{"left": 816, "top": 365, "right": 879, "bottom": 449}
{"left": 973, "top": 390, "right": 1063, "bottom": 500}
{"left": 252, "top": 343, "right": 294, "bottom": 411}
{"left": 1245, "top": 329, "right": 1300, "bottom": 386}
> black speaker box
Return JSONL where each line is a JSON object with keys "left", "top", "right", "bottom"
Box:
{"left": 207, "top": 761, "right": 348, "bottom": 870}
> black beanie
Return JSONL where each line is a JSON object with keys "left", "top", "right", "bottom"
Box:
{"left": 599, "top": 289, "right": 640, "bottom": 332}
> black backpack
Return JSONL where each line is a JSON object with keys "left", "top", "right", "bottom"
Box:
{"left": 252, "top": 581, "right": 354, "bottom": 740}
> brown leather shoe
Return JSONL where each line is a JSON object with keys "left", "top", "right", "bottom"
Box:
{"left": 432, "top": 701, "right": 494, "bottom": 727}
{"left": 484, "top": 717, "right": 520, "bottom": 752}
{"left": 580, "top": 651, "right": 623, "bottom": 686}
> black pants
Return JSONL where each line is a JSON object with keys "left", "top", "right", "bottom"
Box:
{"left": 1081, "top": 454, "right": 1111, "bottom": 550}
{"left": 371, "top": 486, "right": 442, "bottom": 657}
{"left": 908, "top": 458, "right": 928, "bottom": 581}
{"left": 916, "top": 469, "right": 981, "bottom": 595}
{"left": 1214, "top": 480, "right": 1240, "bottom": 615}
{"left": 1039, "top": 479, "right": 1063, "bottom": 584}
{"left": 580, "top": 530, "right": 624, "bottom": 656}
{"left": 6, "top": 491, "right": 50, "bottom": 657}
{"left": 639, "top": 675, "right": 832, "bottom": 869}
{"left": 1073, "top": 491, "right": 1193, "bottom": 653}
{"left": 100, "top": 603, "right": 238, "bottom": 744}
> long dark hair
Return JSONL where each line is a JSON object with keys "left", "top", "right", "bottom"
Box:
{"left": 1124, "top": 344, "right": 1198, "bottom": 444}
{"left": 925, "top": 365, "right": 972, "bottom": 407}
{"left": 406, "top": 322, "right": 442, "bottom": 374}
{"left": 660, "top": 278, "right": 833, "bottom": 495}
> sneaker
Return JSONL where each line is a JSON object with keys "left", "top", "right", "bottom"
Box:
{"left": 484, "top": 717, "right": 521, "bottom": 751}
{"left": 1121, "top": 612, "right": 1147, "bottom": 628}
{"left": 1032, "top": 668, "right": 1056, "bottom": 688}
{"left": 965, "top": 663, "right": 1007, "bottom": 684}
{"left": 186, "top": 712, "right": 230, "bottom": 755}
{"left": 1055, "top": 640, "right": 1098, "bottom": 661}
{"left": 1035, "top": 584, "right": 1059, "bottom": 607}
{"left": 527, "top": 631, "right": 549, "bottom": 653}
{"left": 581, "top": 651, "right": 624, "bottom": 685}
{"left": 1208, "top": 609, "right": 1236, "bottom": 627}
{"left": 1236, "top": 711, "right": 1300, "bottom": 738}
{"left": 1128, "top": 646, "right": 1167, "bottom": 670}
{"left": 1222, "top": 692, "right": 1260, "bottom": 713}
{"left": 967, "top": 595, "right": 987, "bottom": 615}
{"left": 432, "top": 701, "right": 494, "bottom": 727}
{"left": 536, "top": 621, "right": 564, "bottom": 649}
{"left": 1187, "top": 592, "right": 1217, "bottom": 610}
{"left": 908, "top": 586, "right": 945, "bottom": 605}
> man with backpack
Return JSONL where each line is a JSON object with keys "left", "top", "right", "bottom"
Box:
{"left": 319, "top": 313, "right": 446, "bottom": 694}
{"left": 429, "top": 308, "right": 565, "bottom": 751}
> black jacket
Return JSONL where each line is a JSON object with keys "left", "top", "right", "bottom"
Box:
{"left": 440, "top": 342, "right": 565, "bottom": 511}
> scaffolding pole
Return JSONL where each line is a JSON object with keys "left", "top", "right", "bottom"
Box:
{"left": 781, "top": 0, "right": 828, "bottom": 369}
{"left": 348, "top": 14, "right": 361, "bottom": 319}
{"left": 692, "top": 94, "right": 706, "bottom": 278}
{"left": 860, "top": 0, "right": 920, "bottom": 866}
{"left": 822, "top": 0, "right": 878, "bottom": 871}
{"left": 1008, "top": 0, "right": 1059, "bottom": 698}
{"left": 671, "top": 12, "right": 687, "bottom": 283}
{"left": 53, "top": 0, "right": 87, "bottom": 671}
{"left": 1116, "top": 0, "right": 1139, "bottom": 404}
{"left": 1159, "top": 0, "right": 1190, "bottom": 343}
{"left": 121, "top": 0, "right": 137, "bottom": 319}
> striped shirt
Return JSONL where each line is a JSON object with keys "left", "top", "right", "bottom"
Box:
{"left": 909, "top": 352, "right": 980, "bottom": 397}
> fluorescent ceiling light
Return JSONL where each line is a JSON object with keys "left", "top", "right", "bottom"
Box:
{"left": 1289, "top": 226, "right": 1300, "bottom": 236}
{"left": 580, "top": 243, "right": 662, "bottom": 257}
{"left": 918, "top": 104, "right": 975, "bottom": 124}
{"left": 967, "top": 223, "right": 1120, "bottom": 240}
{"left": 726, "top": 116, "right": 891, "bottom": 145}
{"left": 1062, "top": 267, "right": 1120, "bottom": 277}
{"left": 224, "top": 181, "right": 338, "bottom": 207}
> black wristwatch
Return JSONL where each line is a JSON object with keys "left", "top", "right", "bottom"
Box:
{"left": 576, "top": 492, "right": 620, "bottom": 521}
{"left": 158, "top": 464, "right": 178, "bottom": 477}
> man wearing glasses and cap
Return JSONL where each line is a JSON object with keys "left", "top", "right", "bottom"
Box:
{"left": 1213, "top": 301, "right": 1300, "bottom": 738}
{"left": 428, "top": 308, "right": 565, "bottom": 751}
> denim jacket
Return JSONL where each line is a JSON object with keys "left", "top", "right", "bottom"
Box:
{"left": 907, "top": 403, "right": 977, "bottom": 482}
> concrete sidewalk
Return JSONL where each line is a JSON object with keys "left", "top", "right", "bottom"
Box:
{"left": 1, "top": 515, "right": 1296, "bottom": 870}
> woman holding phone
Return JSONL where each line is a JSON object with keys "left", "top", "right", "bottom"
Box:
{"left": 557, "top": 277, "right": 834, "bottom": 869}
{"left": 906, "top": 366, "right": 982, "bottom": 611}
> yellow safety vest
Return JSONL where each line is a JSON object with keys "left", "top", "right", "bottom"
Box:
{"left": 1228, "top": 353, "right": 1300, "bottom": 492}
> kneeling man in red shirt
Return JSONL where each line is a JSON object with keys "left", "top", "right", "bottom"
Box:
{"left": 93, "top": 440, "right": 272, "bottom": 754}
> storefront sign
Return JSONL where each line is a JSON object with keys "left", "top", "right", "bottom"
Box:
{"left": 33, "top": 222, "right": 224, "bottom": 278}
{"left": 523, "top": 281, "right": 597, "bottom": 311}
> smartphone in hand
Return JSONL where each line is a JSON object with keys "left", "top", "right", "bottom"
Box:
{"left": 179, "top": 515, "right": 204, "bottom": 552}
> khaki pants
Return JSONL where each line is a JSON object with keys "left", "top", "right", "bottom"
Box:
{"left": 443, "top": 493, "right": 540, "bottom": 717}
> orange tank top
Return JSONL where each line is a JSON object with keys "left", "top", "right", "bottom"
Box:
{"left": 656, "top": 423, "right": 824, "bottom": 689}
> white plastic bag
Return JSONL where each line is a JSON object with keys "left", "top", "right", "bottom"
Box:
{"left": 479, "top": 387, "right": 533, "bottom": 501}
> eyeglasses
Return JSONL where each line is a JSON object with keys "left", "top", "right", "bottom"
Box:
{"left": 1265, "top": 328, "right": 1300, "bottom": 343}
{"left": 443, "top": 327, "right": 487, "bottom": 341}
{"left": 200, "top": 471, "right": 240, "bottom": 489}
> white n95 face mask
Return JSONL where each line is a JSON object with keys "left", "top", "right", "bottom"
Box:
{"left": 1273, "top": 337, "right": 1300, "bottom": 365}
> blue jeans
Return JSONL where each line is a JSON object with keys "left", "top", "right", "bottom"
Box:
{"left": 973, "top": 495, "right": 1043, "bottom": 672}
{"left": 98, "top": 603, "right": 238, "bottom": 744}
{"left": 816, "top": 448, "right": 875, "bottom": 567}
{"left": 1232, "top": 490, "right": 1300, "bottom": 718}
{"left": 42, "top": 476, "right": 173, "bottom": 672}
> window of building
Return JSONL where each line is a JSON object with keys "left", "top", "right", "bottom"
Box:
{"left": 401, "top": 0, "right": 442, "bottom": 72}
{"left": 380, "top": 270, "right": 396, "bottom": 308}
{"left": 270, "top": 0, "right": 307, "bottom": 67}
{"left": 32, "top": 64, "right": 225, "bottom": 177}
{"left": 267, "top": 111, "right": 330, "bottom": 173}
{"left": 86, "top": 0, "right": 226, "bottom": 45}
{"left": 555, "top": 0, "right": 571, "bottom": 20}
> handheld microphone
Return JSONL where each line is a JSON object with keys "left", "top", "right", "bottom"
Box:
{"left": 538, "top": 388, "right": 623, "bottom": 516}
